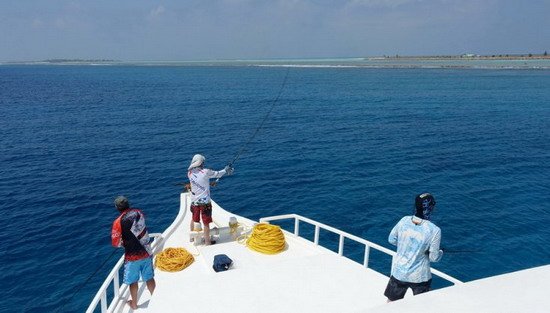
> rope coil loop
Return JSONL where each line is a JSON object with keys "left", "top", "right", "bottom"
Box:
{"left": 246, "top": 223, "right": 286, "bottom": 254}
{"left": 155, "top": 247, "right": 194, "bottom": 272}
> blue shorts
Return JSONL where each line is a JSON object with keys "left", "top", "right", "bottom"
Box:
{"left": 123, "top": 257, "right": 154, "bottom": 285}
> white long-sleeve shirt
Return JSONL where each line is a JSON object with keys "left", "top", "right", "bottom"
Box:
{"left": 389, "top": 215, "right": 443, "bottom": 283}
{"left": 187, "top": 167, "right": 226, "bottom": 204}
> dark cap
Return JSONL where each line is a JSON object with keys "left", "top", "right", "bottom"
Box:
{"left": 114, "top": 196, "right": 130, "bottom": 211}
{"left": 414, "top": 193, "right": 436, "bottom": 220}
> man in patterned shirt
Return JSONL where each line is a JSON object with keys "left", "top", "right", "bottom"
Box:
{"left": 384, "top": 193, "right": 443, "bottom": 302}
{"left": 111, "top": 196, "right": 156, "bottom": 310}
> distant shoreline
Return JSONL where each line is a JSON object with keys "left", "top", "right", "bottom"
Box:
{"left": 370, "top": 54, "right": 550, "bottom": 61}
{"left": 1, "top": 55, "right": 549, "bottom": 70}
{"left": 2, "top": 54, "right": 550, "bottom": 65}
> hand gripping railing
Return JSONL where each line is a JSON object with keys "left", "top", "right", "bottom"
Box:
{"left": 85, "top": 233, "right": 163, "bottom": 313}
{"left": 259, "top": 214, "right": 463, "bottom": 286}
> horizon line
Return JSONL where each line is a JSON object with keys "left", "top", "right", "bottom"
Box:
{"left": 2, "top": 52, "right": 550, "bottom": 64}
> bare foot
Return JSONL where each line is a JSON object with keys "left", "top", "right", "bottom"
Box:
{"left": 127, "top": 300, "right": 138, "bottom": 310}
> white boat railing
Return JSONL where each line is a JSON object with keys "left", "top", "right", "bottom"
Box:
{"left": 86, "top": 193, "right": 189, "bottom": 313}
{"left": 260, "top": 213, "right": 463, "bottom": 286}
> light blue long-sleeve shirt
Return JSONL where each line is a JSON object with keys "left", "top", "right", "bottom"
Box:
{"left": 389, "top": 215, "right": 443, "bottom": 283}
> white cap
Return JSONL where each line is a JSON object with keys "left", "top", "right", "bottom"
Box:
{"left": 188, "top": 154, "right": 205, "bottom": 170}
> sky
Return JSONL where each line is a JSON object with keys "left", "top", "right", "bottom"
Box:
{"left": 0, "top": 0, "right": 548, "bottom": 61}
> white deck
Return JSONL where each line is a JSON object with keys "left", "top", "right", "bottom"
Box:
{"left": 368, "top": 264, "right": 550, "bottom": 313}
{"left": 110, "top": 193, "right": 390, "bottom": 312}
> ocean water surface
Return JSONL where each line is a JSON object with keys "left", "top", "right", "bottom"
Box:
{"left": 0, "top": 65, "right": 549, "bottom": 312}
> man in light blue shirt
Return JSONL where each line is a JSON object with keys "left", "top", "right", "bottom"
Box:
{"left": 384, "top": 193, "right": 443, "bottom": 302}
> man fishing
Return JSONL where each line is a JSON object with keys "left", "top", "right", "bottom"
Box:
{"left": 187, "top": 154, "right": 234, "bottom": 245}
{"left": 384, "top": 193, "right": 443, "bottom": 302}
{"left": 111, "top": 196, "right": 156, "bottom": 310}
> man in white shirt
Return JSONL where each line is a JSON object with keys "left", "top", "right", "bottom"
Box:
{"left": 187, "top": 154, "right": 234, "bottom": 245}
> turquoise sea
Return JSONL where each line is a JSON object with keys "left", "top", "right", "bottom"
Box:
{"left": 0, "top": 62, "right": 549, "bottom": 312}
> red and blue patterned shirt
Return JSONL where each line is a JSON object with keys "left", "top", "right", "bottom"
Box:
{"left": 111, "top": 208, "right": 152, "bottom": 261}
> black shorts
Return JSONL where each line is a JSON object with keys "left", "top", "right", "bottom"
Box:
{"left": 384, "top": 275, "right": 432, "bottom": 301}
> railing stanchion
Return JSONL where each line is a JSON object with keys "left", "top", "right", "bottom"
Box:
{"left": 338, "top": 235, "right": 344, "bottom": 256}
{"left": 113, "top": 271, "right": 120, "bottom": 298}
{"left": 363, "top": 245, "right": 370, "bottom": 267}
{"left": 294, "top": 218, "right": 300, "bottom": 236}
{"left": 100, "top": 291, "right": 107, "bottom": 313}
{"left": 314, "top": 225, "right": 320, "bottom": 245}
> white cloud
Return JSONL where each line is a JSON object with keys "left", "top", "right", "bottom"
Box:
{"left": 149, "top": 5, "right": 166, "bottom": 19}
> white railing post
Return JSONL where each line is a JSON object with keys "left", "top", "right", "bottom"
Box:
{"left": 363, "top": 245, "right": 370, "bottom": 267}
{"left": 314, "top": 225, "right": 320, "bottom": 245}
{"left": 113, "top": 272, "right": 120, "bottom": 298}
{"left": 294, "top": 218, "right": 300, "bottom": 236}
{"left": 338, "top": 235, "right": 344, "bottom": 256}
{"left": 100, "top": 291, "right": 107, "bottom": 313}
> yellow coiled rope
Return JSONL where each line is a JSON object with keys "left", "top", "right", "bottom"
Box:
{"left": 155, "top": 247, "right": 194, "bottom": 272}
{"left": 245, "top": 223, "right": 286, "bottom": 254}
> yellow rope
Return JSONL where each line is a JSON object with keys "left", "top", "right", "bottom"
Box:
{"left": 246, "top": 223, "right": 286, "bottom": 254}
{"left": 155, "top": 247, "right": 194, "bottom": 272}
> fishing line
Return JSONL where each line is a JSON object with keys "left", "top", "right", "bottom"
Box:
{"left": 57, "top": 248, "right": 120, "bottom": 312}
{"left": 442, "top": 249, "right": 481, "bottom": 254}
{"left": 228, "top": 67, "right": 290, "bottom": 167}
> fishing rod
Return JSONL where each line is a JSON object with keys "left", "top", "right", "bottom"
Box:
{"left": 57, "top": 248, "right": 120, "bottom": 312}
{"left": 215, "top": 67, "right": 291, "bottom": 184}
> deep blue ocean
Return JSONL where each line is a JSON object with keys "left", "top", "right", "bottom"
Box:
{"left": 1, "top": 65, "right": 549, "bottom": 312}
